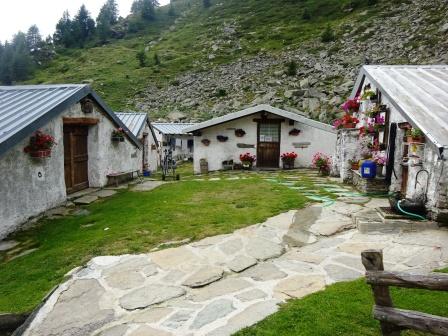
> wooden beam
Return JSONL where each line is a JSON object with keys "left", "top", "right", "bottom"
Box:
{"left": 374, "top": 306, "right": 448, "bottom": 336}
{"left": 362, "top": 249, "right": 401, "bottom": 336}
{"left": 366, "top": 271, "right": 448, "bottom": 291}
{"left": 63, "top": 117, "right": 99, "bottom": 125}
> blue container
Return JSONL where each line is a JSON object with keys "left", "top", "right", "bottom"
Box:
{"left": 143, "top": 170, "right": 151, "bottom": 177}
{"left": 361, "top": 160, "right": 376, "bottom": 178}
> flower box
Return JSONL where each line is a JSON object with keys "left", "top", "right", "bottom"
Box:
{"left": 111, "top": 136, "right": 125, "bottom": 142}
{"left": 30, "top": 149, "right": 52, "bottom": 158}
{"left": 217, "top": 135, "right": 229, "bottom": 142}
{"left": 343, "top": 123, "right": 356, "bottom": 129}
{"left": 201, "top": 139, "right": 211, "bottom": 146}
{"left": 406, "top": 136, "right": 425, "bottom": 143}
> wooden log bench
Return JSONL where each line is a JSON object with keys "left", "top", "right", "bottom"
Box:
{"left": 107, "top": 169, "right": 142, "bottom": 187}
{"left": 361, "top": 249, "right": 448, "bottom": 335}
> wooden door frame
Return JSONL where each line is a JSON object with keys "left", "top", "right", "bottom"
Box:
{"left": 256, "top": 119, "right": 281, "bottom": 168}
{"left": 63, "top": 124, "right": 90, "bottom": 194}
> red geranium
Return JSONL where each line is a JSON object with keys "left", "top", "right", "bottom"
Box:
{"left": 24, "top": 131, "right": 56, "bottom": 153}
{"left": 240, "top": 152, "right": 256, "bottom": 163}
{"left": 281, "top": 152, "right": 298, "bottom": 160}
{"left": 341, "top": 98, "right": 360, "bottom": 112}
{"left": 333, "top": 114, "right": 359, "bottom": 129}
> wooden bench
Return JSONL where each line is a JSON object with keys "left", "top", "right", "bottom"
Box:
{"left": 107, "top": 169, "right": 142, "bottom": 187}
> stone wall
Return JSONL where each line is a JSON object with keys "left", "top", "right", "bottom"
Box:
{"left": 192, "top": 112, "right": 336, "bottom": 174}
{"left": 0, "top": 101, "right": 141, "bottom": 239}
{"left": 332, "top": 129, "right": 359, "bottom": 182}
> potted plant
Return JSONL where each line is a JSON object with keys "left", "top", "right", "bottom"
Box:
{"left": 406, "top": 128, "right": 425, "bottom": 143}
{"left": 24, "top": 130, "right": 56, "bottom": 158}
{"left": 333, "top": 114, "right": 359, "bottom": 129}
{"left": 312, "top": 152, "right": 331, "bottom": 176}
{"left": 373, "top": 152, "right": 387, "bottom": 177}
{"left": 341, "top": 98, "right": 360, "bottom": 113}
{"left": 361, "top": 89, "right": 377, "bottom": 101}
{"left": 281, "top": 152, "right": 298, "bottom": 170}
{"left": 217, "top": 135, "right": 229, "bottom": 142}
{"left": 348, "top": 159, "right": 359, "bottom": 171}
{"left": 111, "top": 128, "right": 125, "bottom": 142}
{"left": 239, "top": 152, "right": 256, "bottom": 170}
{"left": 289, "top": 128, "right": 301, "bottom": 136}
{"left": 201, "top": 139, "right": 211, "bottom": 146}
{"left": 235, "top": 129, "right": 246, "bottom": 137}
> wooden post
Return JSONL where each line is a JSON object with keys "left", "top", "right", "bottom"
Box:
{"left": 361, "top": 249, "right": 402, "bottom": 336}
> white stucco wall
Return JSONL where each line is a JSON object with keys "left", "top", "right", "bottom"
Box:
{"left": 192, "top": 112, "right": 336, "bottom": 173}
{"left": 0, "top": 101, "right": 140, "bottom": 239}
{"left": 140, "top": 123, "right": 159, "bottom": 172}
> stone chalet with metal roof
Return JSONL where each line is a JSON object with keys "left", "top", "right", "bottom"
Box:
{"left": 152, "top": 122, "right": 196, "bottom": 161}
{"left": 184, "top": 104, "right": 337, "bottom": 174}
{"left": 0, "top": 84, "right": 143, "bottom": 239}
{"left": 333, "top": 65, "right": 448, "bottom": 223}
{"left": 116, "top": 112, "right": 160, "bottom": 172}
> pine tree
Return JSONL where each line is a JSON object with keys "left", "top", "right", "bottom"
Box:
{"left": 26, "top": 25, "right": 42, "bottom": 51}
{"left": 131, "top": 0, "right": 159, "bottom": 21}
{"left": 73, "top": 5, "right": 96, "bottom": 47}
{"left": 54, "top": 11, "right": 74, "bottom": 48}
{"left": 168, "top": 1, "right": 175, "bottom": 16}
{"left": 97, "top": 0, "right": 119, "bottom": 41}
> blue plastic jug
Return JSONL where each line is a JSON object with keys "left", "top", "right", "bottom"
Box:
{"left": 361, "top": 160, "right": 376, "bottom": 178}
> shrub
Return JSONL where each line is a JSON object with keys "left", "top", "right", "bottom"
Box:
{"left": 302, "top": 8, "right": 311, "bottom": 20}
{"left": 285, "top": 61, "right": 297, "bottom": 76}
{"left": 136, "top": 50, "right": 147, "bottom": 67}
{"left": 216, "top": 88, "right": 227, "bottom": 97}
{"left": 321, "top": 25, "right": 336, "bottom": 43}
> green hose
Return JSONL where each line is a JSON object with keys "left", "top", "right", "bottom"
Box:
{"left": 397, "top": 200, "right": 426, "bottom": 221}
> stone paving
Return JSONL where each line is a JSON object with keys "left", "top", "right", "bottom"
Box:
{"left": 22, "top": 188, "right": 448, "bottom": 336}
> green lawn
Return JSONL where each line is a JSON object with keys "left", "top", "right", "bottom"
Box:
{"left": 0, "top": 177, "right": 306, "bottom": 313}
{"left": 236, "top": 276, "right": 448, "bottom": 336}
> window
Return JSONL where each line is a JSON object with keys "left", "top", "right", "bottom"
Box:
{"left": 259, "top": 123, "right": 279, "bottom": 142}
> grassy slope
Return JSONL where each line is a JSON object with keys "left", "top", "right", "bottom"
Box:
{"left": 27, "top": 0, "right": 375, "bottom": 112}
{"left": 0, "top": 177, "right": 305, "bottom": 313}
{"left": 236, "top": 277, "right": 448, "bottom": 336}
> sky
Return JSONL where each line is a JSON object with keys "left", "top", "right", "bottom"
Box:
{"left": 0, "top": 0, "right": 170, "bottom": 42}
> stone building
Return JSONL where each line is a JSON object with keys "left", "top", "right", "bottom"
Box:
{"left": 0, "top": 84, "right": 142, "bottom": 239}
{"left": 333, "top": 65, "right": 448, "bottom": 223}
{"left": 184, "top": 104, "right": 336, "bottom": 174}
{"left": 152, "top": 122, "right": 195, "bottom": 161}
{"left": 116, "top": 112, "right": 159, "bottom": 172}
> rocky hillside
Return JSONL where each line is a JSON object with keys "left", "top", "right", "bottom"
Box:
{"left": 30, "top": 0, "right": 448, "bottom": 123}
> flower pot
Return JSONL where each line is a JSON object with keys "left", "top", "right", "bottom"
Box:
{"left": 235, "top": 129, "right": 246, "bottom": 137}
{"left": 406, "top": 136, "right": 425, "bottom": 143}
{"left": 30, "top": 149, "right": 51, "bottom": 158}
{"left": 282, "top": 159, "right": 295, "bottom": 170}
{"left": 351, "top": 162, "right": 359, "bottom": 171}
{"left": 242, "top": 161, "right": 253, "bottom": 170}
{"left": 318, "top": 167, "right": 329, "bottom": 176}
{"left": 343, "top": 123, "right": 356, "bottom": 129}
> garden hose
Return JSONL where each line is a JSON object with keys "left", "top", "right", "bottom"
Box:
{"left": 396, "top": 200, "right": 426, "bottom": 221}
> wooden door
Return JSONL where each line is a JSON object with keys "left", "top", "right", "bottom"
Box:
{"left": 257, "top": 121, "right": 281, "bottom": 168}
{"left": 64, "top": 125, "right": 89, "bottom": 193}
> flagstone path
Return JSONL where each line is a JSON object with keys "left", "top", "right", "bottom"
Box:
{"left": 21, "top": 173, "right": 448, "bottom": 336}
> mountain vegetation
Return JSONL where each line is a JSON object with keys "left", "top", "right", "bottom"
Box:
{"left": 1, "top": 0, "right": 447, "bottom": 122}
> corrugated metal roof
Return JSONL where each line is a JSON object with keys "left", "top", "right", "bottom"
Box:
{"left": 352, "top": 65, "right": 448, "bottom": 154}
{"left": 184, "top": 104, "right": 335, "bottom": 133}
{"left": 116, "top": 112, "right": 147, "bottom": 137}
{"left": 153, "top": 122, "right": 196, "bottom": 135}
{"left": 0, "top": 84, "right": 141, "bottom": 156}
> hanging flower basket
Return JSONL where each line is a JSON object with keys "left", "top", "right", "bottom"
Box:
{"left": 201, "top": 139, "right": 211, "bottom": 146}
{"left": 30, "top": 149, "right": 52, "bottom": 158}
{"left": 24, "top": 130, "right": 56, "bottom": 159}
{"left": 235, "top": 129, "right": 246, "bottom": 137}
{"left": 112, "top": 128, "right": 125, "bottom": 142}
{"left": 217, "top": 135, "right": 229, "bottom": 142}
{"left": 289, "top": 128, "right": 301, "bottom": 136}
